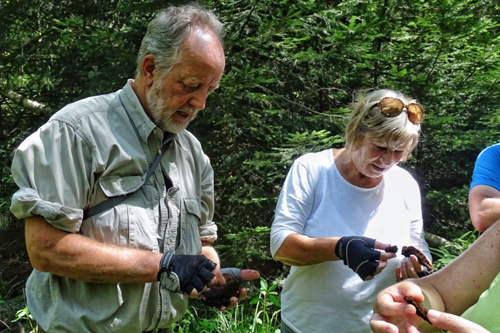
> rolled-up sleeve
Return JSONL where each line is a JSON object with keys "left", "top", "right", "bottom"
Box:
{"left": 270, "top": 160, "right": 314, "bottom": 257}
{"left": 198, "top": 153, "right": 217, "bottom": 242}
{"left": 10, "top": 120, "right": 92, "bottom": 232}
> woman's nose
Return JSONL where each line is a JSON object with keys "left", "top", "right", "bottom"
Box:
{"left": 382, "top": 151, "right": 398, "bottom": 165}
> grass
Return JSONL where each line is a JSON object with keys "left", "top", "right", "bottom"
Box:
{"left": 0, "top": 278, "right": 282, "bottom": 333}
{"left": 172, "top": 278, "right": 281, "bottom": 333}
{"left": 0, "top": 294, "right": 31, "bottom": 333}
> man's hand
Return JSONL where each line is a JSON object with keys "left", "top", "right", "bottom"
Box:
{"left": 426, "top": 309, "right": 491, "bottom": 333}
{"left": 335, "top": 236, "right": 397, "bottom": 281}
{"left": 205, "top": 267, "right": 260, "bottom": 311}
{"left": 370, "top": 282, "right": 426, "bottom": 333}
{"left": 158, "top": 253, "right": 217, "bottom": 297}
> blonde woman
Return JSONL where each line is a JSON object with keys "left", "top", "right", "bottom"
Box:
{"left": 271, "top": 89, "right": 431, "bottom": 332}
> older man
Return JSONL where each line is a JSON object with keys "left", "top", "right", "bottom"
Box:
{"left": 10, "top": 4, "right": 258, "bottom": 333}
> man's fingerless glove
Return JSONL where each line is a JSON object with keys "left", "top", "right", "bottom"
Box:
{"left": 219, "top": 267, "right": 242, "bottom": 277}
{"left": 335, "top": 236, "right": 380, "bottom": 281}
{"left": 158, "top": 252, "right": 217, "bottom": 295}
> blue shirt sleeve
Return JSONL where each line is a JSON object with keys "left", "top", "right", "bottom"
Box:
{"left": 470, "top": 143, "right": 500, "bottom": 193}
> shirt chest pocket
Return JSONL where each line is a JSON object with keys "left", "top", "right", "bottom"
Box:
{"left": 82, "top": 175, "right": 157, "bottom": 250}
{"left": 99, "top": 175, "right": 144, "bottom": 196}
{"left": 178, "top": 198, "right": 202, "bottom": 255}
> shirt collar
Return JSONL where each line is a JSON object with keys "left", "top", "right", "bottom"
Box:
{"left": 120, "top": 79, "right": 187, "bottom": 148}
{"left": 119, "top": 79, "right": 160, "bottom": 143}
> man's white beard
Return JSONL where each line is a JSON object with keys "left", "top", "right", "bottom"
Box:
{"left": 146, "top": 81, "right": 195, "bottom": 133}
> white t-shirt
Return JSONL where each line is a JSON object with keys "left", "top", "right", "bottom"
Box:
{"left": 271, "top": 149, "right": 430, "bottom": 333}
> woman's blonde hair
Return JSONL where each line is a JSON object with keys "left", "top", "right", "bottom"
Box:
{"left": 344, "top": 89, "right": 422, "bottom": 161}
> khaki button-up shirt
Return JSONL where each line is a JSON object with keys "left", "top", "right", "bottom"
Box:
{"left": 10, "top": 81, "right": 217, "bottom": 332}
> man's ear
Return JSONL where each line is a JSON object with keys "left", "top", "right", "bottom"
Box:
{"left": 141, "top": 55, "right": 156, "bottom": 87}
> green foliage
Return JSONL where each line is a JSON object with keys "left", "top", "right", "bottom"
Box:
{"left": 12, "top": 306, "right": 32, "bottom": 324}
{"left": 2, "top": 0, "right": 500, "bottom": 288}
{"left": 248, "top": 278, "right": 281, "bottom": 331}
{"left": 171, "top": 278, "right": 281, "bottom": 332}
{"left": 424, "top": 185, "right": 471, "bottom": 237}
{"left": 212, "top": 130, "right": 342, "bottom": 271}
{"left": 0, "top": 294, "right": 34, "bottom": 333}
{"left": 198, "top": 0, "right": 500, "bottom": 258}
{"left": 431, "top": 230, "right": 479, "bottom": 271}
{"left": 216, "top": 227, "right": 272, "bottom": 268}
{"left": 3, "top": 1, "right": 500, "bottom": 331}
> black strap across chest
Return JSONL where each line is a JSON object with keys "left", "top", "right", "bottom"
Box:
{"left": 83, "top": 95, "right": 176, "bottom": 220}
{"left": 83, "top": 143, "right": 169, "bottom": 220}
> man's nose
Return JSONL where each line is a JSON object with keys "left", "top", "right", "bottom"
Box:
{"left": 189, "top": 90, "right": 208, "bottom": 111}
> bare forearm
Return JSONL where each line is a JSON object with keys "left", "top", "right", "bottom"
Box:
{"left": 26, "top": 216, "right": 161, "bottom": 283}
{"left": 274, "top": 233, "right": 339, "bottom": 266}
{"left": 420, "top": 220, "right": 500, "bottom": 315}
{"left": 469, "top": 185, "right": 500, "bottom": 232}
{"left": 471, "top": 198, "right": 500, "bottom": 231}
{"left": 201, "top": 241, "right": 220, "bottom": 266}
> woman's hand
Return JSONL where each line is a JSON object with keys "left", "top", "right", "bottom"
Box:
{"left": 396, "top": 255, "right": 424, "bottom": 282}
{"left": 368, "top": 241, "right": 400, "bottom": 281}
{"left": 426, "top": 310, "right": 491, "bottom": 333}
{"left": 335, "top": 236, "right": 397, "bottom": 281}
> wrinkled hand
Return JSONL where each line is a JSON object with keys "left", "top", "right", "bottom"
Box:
{"left": 158, "top": 253, "right": 217, "bottom": 298}
{"left": 209, "top": 267, "right": 260, "bottom": 311}
{"left": 335, "top": 236, "right": 397, "bottom": 281}
{"left": 426, "top": 309, "right": 491, "bottom": 333}
{"left": 370, "top": 282, "right": 425, "bottom": 333}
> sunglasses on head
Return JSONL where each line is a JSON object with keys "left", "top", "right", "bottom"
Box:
{"left": 375, "top": 97, "right": 424, "bottom": 125}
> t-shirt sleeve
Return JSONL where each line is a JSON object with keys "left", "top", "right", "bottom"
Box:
{"left": 270, "top": 158, "right": 315, "bottom": 257}
{"left": 405, "top": 173, "right": 432, "bottom": 261}
{"left": 470, "top": 144, "right": 500, "bottom": 193}
{"left": 10, "top": 120, "right": 92, "bottom": 233}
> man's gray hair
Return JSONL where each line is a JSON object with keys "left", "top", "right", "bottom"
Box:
{"left": 136, "top": 4, "right": 224, "bottom": 76}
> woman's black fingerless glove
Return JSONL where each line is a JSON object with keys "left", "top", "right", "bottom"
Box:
{"left": 335, "top": 236, "right": 380, "bottom": 281}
